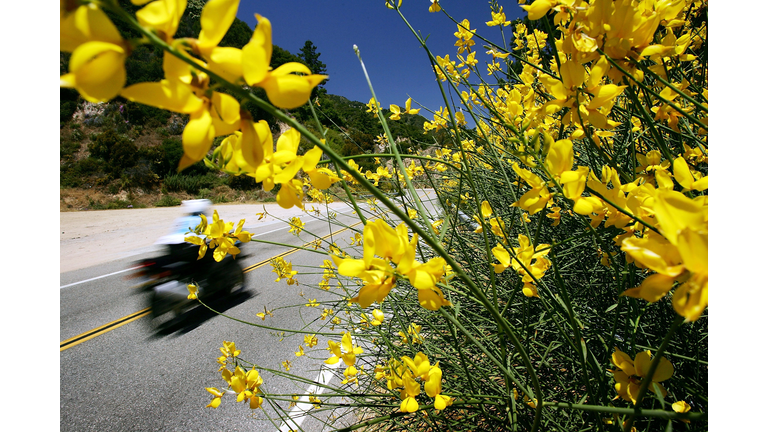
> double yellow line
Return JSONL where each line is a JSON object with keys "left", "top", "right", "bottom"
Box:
{"left": 60, "top": 222, "right": 361, "bottom": 352}
{"left": 60, "top": 308, "right": 152, "bottom": 351}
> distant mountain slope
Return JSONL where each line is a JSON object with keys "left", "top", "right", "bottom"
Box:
{"left": 60, "top": 3, "right": 449, "bottom": 209}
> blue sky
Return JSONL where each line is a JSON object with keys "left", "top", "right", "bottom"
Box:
{"left": 236, "top": 1, "right": 526, "bottom": 117}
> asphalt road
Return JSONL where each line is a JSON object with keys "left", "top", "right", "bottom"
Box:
{"left": 60, "top": 209, "right": 369, "bottom": 432}
{"left": 59, "top": 190, "right": 442, "bottom": 431}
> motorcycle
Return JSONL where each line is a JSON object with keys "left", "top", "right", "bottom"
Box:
{"left": 129, "top": 243, "right": 246, "bottom": 323}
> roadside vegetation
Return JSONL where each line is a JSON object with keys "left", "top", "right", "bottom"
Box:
{"left": 60, "top": 0, "right": 708, "bottom": 431}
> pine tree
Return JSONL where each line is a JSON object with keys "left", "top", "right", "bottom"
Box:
{"left": 297, "top": 40, "right": 328, "bottom": 91}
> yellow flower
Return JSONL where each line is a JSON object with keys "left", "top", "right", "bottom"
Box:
{"left": 219, "top": 366, "right": 264, "bottom": 410}
{"left": 672, "top": 400, "right": 691, "bottom": 413}
{"left": 205, "top": 387, "right": 224, "bottom": 408}
{"left": 399, "top": 371, "right": 421, "bottom": 412}
{"left": 304, "top": 334, "right": 318, "bottom": 348}
{"left": 121, "top": 55, "right": 241, "bottom": 171}
{"left": 271, "top": 256, "right": 298, "bottom": 284}
{"left": 454, "top": 19, "right": 476, "bottom": 54}
{"left": 389, "top": 105, "right": 403, "bottom": 121}
{"left": 486, "top": 48, "right": 510, "bottom": 60}
{"left": 371, "top": 309, "right": 386, "bottom": 326}
{"left": 187, "top": 283, "right": 199, "bottom": 300}
{"left": 672, "top": 157, "right": 708, "bottom": 191}
{"left": 546, "top": 206, "right": 562, "bottom": 226}
{"left": 185, "top": 211, "right": 251, "bottom": 262}
{"left": 325, "top": 332, "right": 364, "bottom": 366}
{"left": 242, "top": 15, "right": 327, "bottom": 109}
{"left": 492, "top": 235, "right": 552, "bottom": 292}
{"left": 192, "top": 0, "right": 244, "bottom": 83}
{"left": 295, "top": 345, "right": 305, "bottom": 357}
{"left": 520, "top": 0, "right": 558, "bottom": 21}
{"left": 305, "top": 299, "right": 319, "bottom": 308}
{"left": 404, "top": 97, "right": 421, "bottom": 114}
{"left": 302, "top": 146, "right": 342, "bottom": 190}
{"left": 610, "top": 348, "right": 674, "bottom": 405}
{"left": 399, "top": 323, "right": 424, "bottom": 345}
{"left": 486, "top": 6, "right": 511, "bottom": 27}
{"left": 288, "top": 217, "right": 305, "bottom": 236}
{"left": 60, "top": 2, "right": 128, "bottom": 103}
{"left": 510, "top": 162, "right": 552, "bottom": 215}
{"left": 220, "top": 341, "right": 241, "bottom": 358}
{"left": 366, "top": 97, "right": 381, "bottom": 114}
{"left": 429, "top": 0, "right": 441, "bottom": 13}
{"left": 135, "top": 0, "right": 186, "bottom": 42}
{"left": 256, "top": 306, "right": 273, "bottom": 320}
{"left": 621, "top": 189, "right": 708, "bottom": 321}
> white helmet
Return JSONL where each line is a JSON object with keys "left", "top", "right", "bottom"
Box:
{"left": 181, "top": 199, "right": 212, "bottom": 216}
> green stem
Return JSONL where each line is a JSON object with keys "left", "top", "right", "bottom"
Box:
{"left": 543, "top": 401, "right": 705, "bottom": 421}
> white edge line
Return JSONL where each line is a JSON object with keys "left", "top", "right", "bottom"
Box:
{"left": 279, "top": 361, "right": 342, "bottom": 432}
{"left": 278, "top": 331, "right": 366, "bottom": 431}
{"left": 58, "top": 213, "right": 350, "bottom": 290}
{"left": 60, "top": 266, "right": 142, "bottom": 289}
{"left": 57, "top": 202, "right": 393, "bottom": 290}
{"left": 250, "top": 226, "right": 289, "bottom": 238}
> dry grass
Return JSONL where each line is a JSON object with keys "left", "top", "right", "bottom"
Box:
{"left": 59, "top": 187, "right": 274, "bottom": 212}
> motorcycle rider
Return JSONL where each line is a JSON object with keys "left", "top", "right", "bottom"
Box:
{"left": 139, "top": 199, "right": 244, "bottom": 322}
{"left": 155, "top": 199, "right": 212, "bottom": 263}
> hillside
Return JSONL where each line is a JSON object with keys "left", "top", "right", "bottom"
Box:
{"left": 60, "top": 2, "right": 444, "bottom": 211}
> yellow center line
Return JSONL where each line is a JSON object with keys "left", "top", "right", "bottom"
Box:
{"left": 60, "top": 222, "right": 362, "bottom": 352}
{"left": 60, "top": 308, "right": 151, "bottom": 351}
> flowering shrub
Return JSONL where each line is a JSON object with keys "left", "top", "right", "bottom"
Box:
{"left": 61, "top": 0, "right": 707, "bottom": 430}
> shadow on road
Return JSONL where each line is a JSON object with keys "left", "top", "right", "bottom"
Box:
{"left": 145, "top": 289, "right": 259, "bottom": 338}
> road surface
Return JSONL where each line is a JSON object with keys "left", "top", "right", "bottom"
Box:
{"left": 59, "top": 191, "right": 440, "bottom": 431}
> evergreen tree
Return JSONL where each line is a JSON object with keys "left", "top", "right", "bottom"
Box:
{"left": 297, "top": 40, "right": 328, "bottom": 92}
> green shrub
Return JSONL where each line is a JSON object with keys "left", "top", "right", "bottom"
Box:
{"left": 60, "top": 139, "right": 81, "bottom": 160}
{"left": 212, "top": 194, "right": 230, "bottom": 204}
{"left": 226, "top": 174, "right": 259, "bottom": 190}
{"left": 60, "top": 158, "right": 105, "bottom": 188}
{"left": 60, "top": 88, "right": 79, "bottom": 124}
{"left": 163, "top": 173, "right": 221, "bottom": 194}
{"left": 196, "top": 188, "right": 212, "bottom": 199}
{"left": 155, "top": 195, "right": 182, "bottom": 207}
{"left": 121, "top": 100, "right": 170, "bottom": 127}
{"left": 106, "top": 199, "right": 133, "bottom": 209}
{"left": 70, "top": 129, "right": 84, "bottom": 142}
{"left": 160, "top": 137, "right": 208, "bottom": 176}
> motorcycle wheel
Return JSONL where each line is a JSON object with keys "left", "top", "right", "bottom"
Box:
{"left": 149, "top": 291, "right": 171, "bottom": 319}
{"left": 227, "top": 260, "right": 245, "bottom": 292}
{"left": 207, "top": 259, "right": 244, "bottom": 299}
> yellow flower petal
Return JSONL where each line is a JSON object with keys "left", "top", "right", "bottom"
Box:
{"left": 64, "top": 41, "right": 126, "bottom": 103}
{"left": 417, "top": 286, "right": 451, "bottom": 310}
{"left": 121, "top": 80, "right": 204, "bottom": 114}
{"left": 521, "top": 0, "right": 556, "bottom": 20}
{"left": 60, "top": 3, "right": 123, "bottom": 52}
{"left": 198, "top": 0, "right": 240, "bottom": 50}
{"left": 182, "top": 108, "right": 216, "bottom": 163}
{"left": 243, "top": 14, "right": 272, "bottom": 85}
{"left": 586, "top": 85, "right": 627, "bottom": 110}
{"left": 621, "top": 273, "right": 675, "bottom": 302}
{"left": 206, "top": 46, "right": 243, "bottom": 84}
{"left": 135, "top": 0, "right": 186, "bottom": 40}
{"left": 262, "top": 64, "right": 328, "bottom": 109}
{"left": 545, "top": 139, "right": 574, "bottom": 177}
